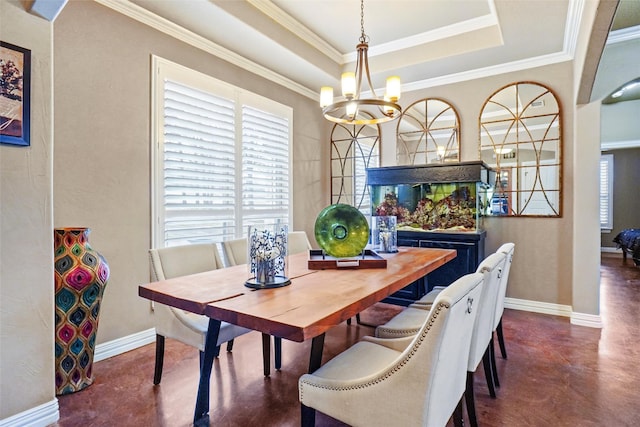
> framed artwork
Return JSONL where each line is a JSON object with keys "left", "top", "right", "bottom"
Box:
{"left": 1, "top": 41, "right": 31, "bottom": 147}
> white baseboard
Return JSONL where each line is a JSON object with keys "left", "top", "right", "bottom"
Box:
{"left": 0, "top": 400, "right": 59, "bottom": 427}
{"left": 504, "top": 297, "right": 573, "bottom": 317}
{"left": 601, "top": 246, "right": 621, "bottom": 254}
{"left": 0, "top": 329, "right": 156, "bottom": 427}
{"left": 94, "top": 327, "right": 156, "bottom": 362}
{"left": 570, "top": 312, "right": 604, "bottom": 328}
{"left": 505, "top": 297, "right": 602, "bottom": 328}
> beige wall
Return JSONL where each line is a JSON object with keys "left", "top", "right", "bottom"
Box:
{"left": 0, "top": 0, "right": 56, "bottom": 420}
{"left": 383, "top": 62, "right": 575, "bottom": 306}
{"left": 52, "top": 0, "right": 327, "bottom": 344}
{"left": 0, "top": 0, "right": 608, "bottom": 422}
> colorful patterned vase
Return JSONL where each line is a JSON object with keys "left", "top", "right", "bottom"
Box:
{"left": 54, "top": 227, "right": 109, "bottom": 395}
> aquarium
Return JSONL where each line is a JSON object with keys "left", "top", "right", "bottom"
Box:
{"left": 367, "top": 162, "right": 491, "bottom": 232}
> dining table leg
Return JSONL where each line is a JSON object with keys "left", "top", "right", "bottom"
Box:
{"left": 302, "top": 333, "right": 326, "bottom": 427}
{"left": 308, "top": 333, "right": 325, "bottom": 373}
{"left": 193, "top": 318, "right": 221, "bottom": 427}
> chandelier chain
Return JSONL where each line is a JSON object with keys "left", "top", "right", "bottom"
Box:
{"left": 359, "top": 0, "right": 368, "bottom": 43}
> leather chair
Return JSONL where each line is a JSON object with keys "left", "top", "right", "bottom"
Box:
{"left": 222, "top": 231, "right": 312, "bottom": 267}
{"left": 298, "top": 272, "right": 485, "bottom": 427}
{"left": 463, "top": 252, "right": 506, "bottom": 427}
{"left": 375, "top": 252, "right": 507, "bottom": 427}
{"left": 148, "top": 243, "right": 253, "bottom": 385}
{"left": 489, "top": 242, "right": 515, "bottom": 387}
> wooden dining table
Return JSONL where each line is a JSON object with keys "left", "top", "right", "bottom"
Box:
{"left": 139, "top": 246, "right": 456, "bottom": 426}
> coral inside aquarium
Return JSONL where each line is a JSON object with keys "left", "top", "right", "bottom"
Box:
{"left": 372, "top": 183, "right": 480, "bottom": 231}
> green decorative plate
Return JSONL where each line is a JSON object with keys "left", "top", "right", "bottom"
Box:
{"left": 314, "top": 204, "right": 370, "bottom": 258}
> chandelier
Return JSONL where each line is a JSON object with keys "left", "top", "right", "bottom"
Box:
{"left": 320, "top": 0, "right": 402, "bottom": 125}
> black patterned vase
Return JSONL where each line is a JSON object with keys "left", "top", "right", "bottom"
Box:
{"left": 54, "top": 227, "right": 109, "bottom": 395}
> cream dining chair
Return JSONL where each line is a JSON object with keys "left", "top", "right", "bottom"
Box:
{"left": 221, "top": 231, "right": 312, "bottom": 375}
{"left": 298, "top": 272, "right": 485, "bottom": 427}
{"left": 489, "top": 242, "right": 515, "bottom": 387}
{"left": 222, "top": 230, "right": 312, "bottom": 266}
{"left": 375, "top": 251, "right": 507, "bottom": 427}
{"left": 149, "top": 243, "right": 255, "bottom": 385}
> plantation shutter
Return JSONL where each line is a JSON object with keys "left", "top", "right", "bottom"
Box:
{"left": 599, "top": 154, "right": 613, "bottom": 230}
{"left": 153, "top": 58, "right": 293, "bottom": 247}
{"left": 162, "top": 79, "right": 237, "bottom": 245}
{"left": 241, "top": 105, "right": 290, "bottom": 229}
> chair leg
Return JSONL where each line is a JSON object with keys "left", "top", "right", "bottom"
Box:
{"left": 465, "top": 371, "right": 478, "bottom": 427}
{"left": 274, "top": 336, "right": 282, "bottom": 370}
{"left": 262, "top": 333, "right": 271, "bottom": 376}
{"left": 153, "top": 334, "right": 165, "bottom": 385}
{"left": 213, "top": 344, "right": 221, "bottom": 358}
{"left": 453, "top": 397, "right": 464, "bottom": 427}
{"left": 482, "top": 347, "right": 497, "bottom": 398}
{"left": 497, "top": 318, "right": 508, "bottom": 359}
{"left": 490, "top": 335, "right": 500, "bottom": 387}
{"left": 301, "top": 404, "right": 316, "bottom": 427}
{"left": 226, "top": 339, "right": 234, "bottom": 352}
{"left": 346, "top": 313, "right": 363, "bottom": 326}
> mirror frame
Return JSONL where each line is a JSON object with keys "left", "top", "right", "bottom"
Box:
{"left": 479, "top": 81, "right": 562, "bottom": 217}
{"left": 396, "top": 98, "right": 460, "bottom": 165}
{"left": 330, "top": 122, "right": 381, "bottom": 213}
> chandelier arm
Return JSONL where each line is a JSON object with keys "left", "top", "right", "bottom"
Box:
{"left": 361, "top": 44, "right": 378, "bottom": 98}
{"left": 355, "top": 47, "right": 364, "bottom": 100}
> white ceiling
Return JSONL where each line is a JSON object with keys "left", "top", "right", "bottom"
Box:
{"left": 115, "top": 0, "right": 579, "bottom": 100}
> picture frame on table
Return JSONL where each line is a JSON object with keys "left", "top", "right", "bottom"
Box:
{"left": 1, "top": 41, "right": 31, "bottom": 147}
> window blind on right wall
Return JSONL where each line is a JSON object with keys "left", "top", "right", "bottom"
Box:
{"left": 599, "top": 154, "right": 613, "bottom": 230}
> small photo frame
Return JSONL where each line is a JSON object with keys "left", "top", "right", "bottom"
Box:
{"left": 1, "top": 41, "right": 31, "bottom": 147}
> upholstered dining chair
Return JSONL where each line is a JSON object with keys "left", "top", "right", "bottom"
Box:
{"left": 375, "top": 251, "right": 507, "bottom": 427}
{"left": 148, "top": 243, "right": 253, "bottom": 385}
{"left": 494, "top": 242, "right": 515, "bottom": 359}
{"left": 489, "top": 242, "right": 515, "bottom": 387}
{"left": 222, "top": 231, "right": 312, "bottom": 267}
{"left": 298, "top": 272, "right": 485, "bottom": 427}
{"left": 462, "top": 251, "right": 506, "bottom": 427}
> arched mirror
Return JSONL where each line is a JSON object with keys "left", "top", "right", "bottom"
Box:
{"left": 396, "top": 98, "right": 460, "bottom": 165}
{"left": 479, "top": 82, "right": 562, "bottom": 217}
{"left": 331, "top": 122, "right": 380, "bottom": 216}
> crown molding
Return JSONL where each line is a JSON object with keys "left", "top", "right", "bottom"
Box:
{"left": 601, "top": 139, "right": 640, "bottom": 151}
{"left": 607, "top": 24, "right": 640, "bottom": 45}
{"left": 563, "top": 0, "right": 585, "bottom": 58}
{"left": 247, "top": 0, "right": 343, "bottom": 64}
{"left": 352, "top": 12, "right": 501, "bottom": 63}
{"left": 403, "top": 50, "right": 573, "bottom": 94}
{"left": 94, "top": 0, "right": 318, "bottom": 101}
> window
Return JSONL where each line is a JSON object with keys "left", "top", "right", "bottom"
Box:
{"left": 599, "top": 154, "right": 613, "bottom": 230}
{"left": 152, "top": 57, "right": 292, "bottom": 247}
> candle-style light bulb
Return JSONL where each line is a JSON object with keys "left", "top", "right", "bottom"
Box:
{"left": 341, "top": 72, "right": 356, "bottom": 99}
{"left": 320, "top": 86, "right": 334, "bottom": 108}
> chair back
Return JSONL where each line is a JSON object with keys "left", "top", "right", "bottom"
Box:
{"left": 396, "top": 272, "right": 484, "bottom": 426}
{"left": 223, "top": 231, "right": 312, "bottom": 267}
{"left": 149, "top": 243, "right": 224, "bottom": 281}
{"left": 467, "top": 251, "right": 507, "bottom": 371}
{"left": 494, "top": 243, "right": 515, "bottom": 329}
{"left": 288, "top": 231, "right": 312, "bottom": 254}
{"left": 148, "top": 243, "right": 226, "bottom": 351}
{"left": 222, "top": 238, "right": 247, "bottom": 267}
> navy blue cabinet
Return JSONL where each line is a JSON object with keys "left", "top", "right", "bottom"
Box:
{"left": 382, "top": 230, "right": 486, "bottom": 306}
